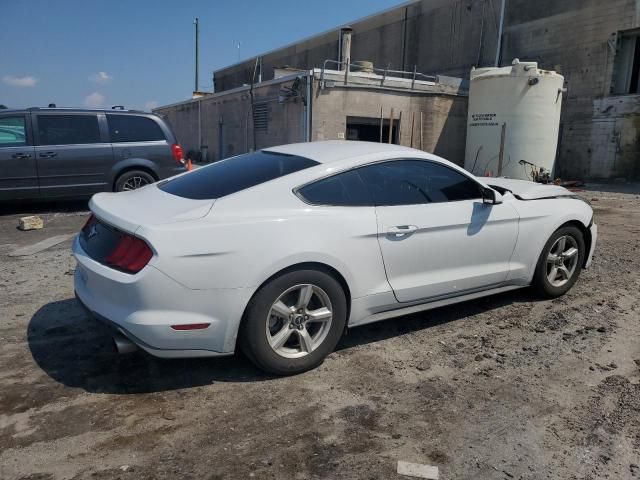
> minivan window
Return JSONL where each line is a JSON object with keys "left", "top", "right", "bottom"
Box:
{"left": 37, "top": 114, "right": 101, "bottom": 145}
{"left": 159, "top": 150, "right": 318, "bottom": 200}
{"left": 0, "top": 116, "right": 27, "bottom": 146}
{"left": 108, "top": 114, "right": 166, "bottom": 142}
{"left": 358, "top": 160, "right": 482, "bottom": 206}
{"left": 297, "top": 169, "right": 373, "bottom": 206}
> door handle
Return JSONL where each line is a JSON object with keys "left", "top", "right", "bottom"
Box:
{"left": 387, "top": 225, "right": 419, "bottom": 236}
{"left": 11, "top": 153, "right": 31, "bottom": 159}
{"left": 39, "top": 152, "right": 58, "bottom": 158}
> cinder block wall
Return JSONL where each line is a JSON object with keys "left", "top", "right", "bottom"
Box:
{"left": 213, "top": 0, "right": 640, "bottom": 179}
{"left": 502, "top": 0, "right": 640, "bottom": 180}
{"left": 157, "top": 79, "right": 306, "bottom": 162}
{"left": 313, "top": 88, "right": 468, "bottom": 165}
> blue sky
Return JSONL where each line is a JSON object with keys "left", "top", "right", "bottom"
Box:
{"left": 0, "top": 0, "right": 403, "bottom": 111}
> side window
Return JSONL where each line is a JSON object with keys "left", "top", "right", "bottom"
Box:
{"left": 297, "top": 169, "right": 373, "bottom": 206}
{"left": 37, "top": 115, "right": 100, "bottom": 145}
{"left": 0, "top": 116, "right": 27, "bottom": 146}
{"left": 107, "top": 115, "right": 166, "bottom": 142}
{"left": 357, "top": 160, "right": 481, "bottom": 206}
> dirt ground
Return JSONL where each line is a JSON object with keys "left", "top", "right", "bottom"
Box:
{"left": 0, "top": 188, "right": 639, "bottom": 480}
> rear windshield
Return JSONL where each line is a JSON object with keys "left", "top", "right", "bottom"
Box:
{"left": 158, "top": 150, "right": 318, "bottom": 200}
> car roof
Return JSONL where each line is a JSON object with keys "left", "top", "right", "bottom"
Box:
{"left": 0, "top": 107, "right": 150, "bottom": 115}
{"left": 264, "top": 140, "right": 423, "bottom": 165}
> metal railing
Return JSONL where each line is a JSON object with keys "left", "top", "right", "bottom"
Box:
{"left": 319, "top": 59, "right": 439, "bottom": 90}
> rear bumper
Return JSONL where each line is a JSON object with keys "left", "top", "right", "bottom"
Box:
{"left": 585, "top": 223, "right": 597, "bottom": 268}
{"left": 73, "top": 235, "right": 251, "bottom": 358}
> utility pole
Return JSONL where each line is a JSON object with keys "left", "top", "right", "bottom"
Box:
{"left": 194, "top": 17, "right": 199, "bottom": 92}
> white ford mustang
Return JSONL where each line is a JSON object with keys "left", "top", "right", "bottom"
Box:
{"left": 74, "top": 141, "right": 597, "bottom": 374}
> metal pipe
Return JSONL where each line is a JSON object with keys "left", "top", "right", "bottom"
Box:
{"left": 420, "top": 112, "right": 424, "bottom": 150}
{"left": 388, "top": 108, "right": 394, "bottom": 144}
{"left": 340, "top": 27, "right": 353, "bottom": 71}
{"left": 113, "top": 332, "right": 137, "bottom": 355}
{"left": 305, "top": 72, "right": 312, "bottom": 142}
{"left": 410, "top": 111, "right": 415, "bottom": 148}
{"left": 494, "top": 0, "right": 506, "bottom": 67}
{"left": 194, "top": 17, "right": 199, "bottom": 92}
{"left": 379, "top": 107, "right": 383, "bottom": 143}
{"left": 497, "top": 122, "right": 506, "bottom": 176}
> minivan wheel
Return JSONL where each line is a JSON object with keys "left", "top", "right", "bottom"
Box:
{"left": 240, "top": 269, "right": 347, "bottom": 375}
{"left": 533, "top": 226, "right": 585, "bottom": 298}
{"left": 115, "top": 170, "right": 155, "bottom": 192}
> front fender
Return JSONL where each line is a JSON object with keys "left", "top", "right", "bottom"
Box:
{"left": 508, "top": 198, "right": 593, "bottom": 283}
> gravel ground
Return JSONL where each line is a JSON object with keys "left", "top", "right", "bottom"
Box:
{"left": 0, "top": 189, "right": 639, "bottom": 480}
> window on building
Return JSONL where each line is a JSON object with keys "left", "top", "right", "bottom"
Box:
{"left": 346, "top": 116, "right": 399, "bottom": 144}
{"left": 612, "top": 29, "right": 640, "bottom": 95}
{"left": 107, "top": 114, "right": 166, "bottom": 142}
{"left": 0, "top": 116, "right": 27, "bottom": 146}
{"left": 36, "top": 115, "right": 101, "bottom": 145}
{"left": 253, "top": 103, "right": 269, "bottom": 133}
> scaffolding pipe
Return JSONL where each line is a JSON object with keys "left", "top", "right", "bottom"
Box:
{"left": 494, "top": 0, "right": 506, "bottom": 67}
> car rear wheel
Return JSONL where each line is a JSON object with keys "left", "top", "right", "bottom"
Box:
{"left": 533, "top": 225, "right": 585, "bottom": 297}
{"left": 115, "top": 170, "right": 155, "bottom": 192}
{"left": 240, "top": 269, "right": 347, "bottom": 375}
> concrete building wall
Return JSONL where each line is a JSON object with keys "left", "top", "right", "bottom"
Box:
{"left": 212, "top": 0, "right": 640, "bottom": 179}
{"left": 501, "top": 0, "right": 640, "bottom": 180}
{"left": 215, "top": 0, "right": 500, "bottom": 92}
{"left": 158, "top": 77, "right": 306, "bottom": 163}
{"left": 313, "top": 88, "right": 468, "bottom": 164}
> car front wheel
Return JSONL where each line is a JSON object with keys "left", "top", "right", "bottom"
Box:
{"left": 533, "top": 225, "right": 585, "bottom": 297}
{"left": 240, "top": 269, "right": 347, "bottom": 375}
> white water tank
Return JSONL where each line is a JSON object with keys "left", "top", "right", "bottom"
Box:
{"left": 464, "top": 59, "right": 565, "bottom": 181}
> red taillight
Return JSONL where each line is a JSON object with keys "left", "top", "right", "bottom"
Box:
{"left": 171, "top": 143, "right": 184, "bottom": 165}
{"left": 105, "top": 233, "right": 153, "bottom": 274}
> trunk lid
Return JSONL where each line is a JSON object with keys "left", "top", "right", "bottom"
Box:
{"left": 89, "top": 184, "right": 214, "bottom": 234}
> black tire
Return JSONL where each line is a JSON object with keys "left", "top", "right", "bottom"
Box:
{"left": 114, "top": 170, "right": 155, "bottom": 192}
{"left": 239, "top": 269, "right": 347, "bottom": 375}
{"left": 532, "top": 225, "right": 585, "bottom": 298}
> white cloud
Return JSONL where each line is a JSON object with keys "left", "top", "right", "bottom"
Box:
{"left": 84, "top": 92, "right": 105, "bottom": 108}
{"left": 89, "top": 71, "right": 112, "bottom": 84}
{"left": 144, "top": 100, "right": 159, "bottom": 111}
{"left": 3, "top": 75, "right": 38, "bottom": 87}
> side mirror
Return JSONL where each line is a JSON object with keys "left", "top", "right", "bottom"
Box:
{"left": 482, "top": 187, "right": 502, "bottom": 205}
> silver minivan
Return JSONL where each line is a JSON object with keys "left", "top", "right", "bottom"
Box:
{"left": 0, "top": 107, "right": 186, "bottom": 200}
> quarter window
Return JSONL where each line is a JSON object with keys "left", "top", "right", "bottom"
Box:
{"left": 297, "top": 169, "right": 372, "bottom": 206}
{"left": 0, "top": 116, "right": 27, "bottom": 146}
{"left": 37, "top": 115, "right": 101, "bottom": 145}
{"left": 159, "top": 150, "right": 318, "bottom": 200}
{"left": 107, "top": 115, "right": 166, "bottom": 142}
{"left": 357, "top": 160, "right": 482, "bottom": 206}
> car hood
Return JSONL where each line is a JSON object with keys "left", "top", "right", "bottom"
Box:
{"left": 89, "top": 184, "right": 215, "bottom": 234}
{"left": 480, "top": 177, "right": 572, "bottom": 200}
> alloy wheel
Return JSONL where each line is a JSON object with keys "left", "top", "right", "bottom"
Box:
{"left": 265, "top": 284, "right": 333, "bottom": 358}
{"left": 546, "top": 235, "right": 579, "bottom": 287}
{"left": 122, "top": 176, "right": 150, "bottom": 191}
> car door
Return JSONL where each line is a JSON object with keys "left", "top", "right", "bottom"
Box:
{"left": 359, "top": 159, "right": 519, "bottom": 303}
{"left": 33, "top": 112, "right": 113, "bottom": 197}
{"left": 0, "top": 112, "right": 38, "bottom": 200}
{"left": 107, "top": 113, "right": 171, "bottom": 181}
